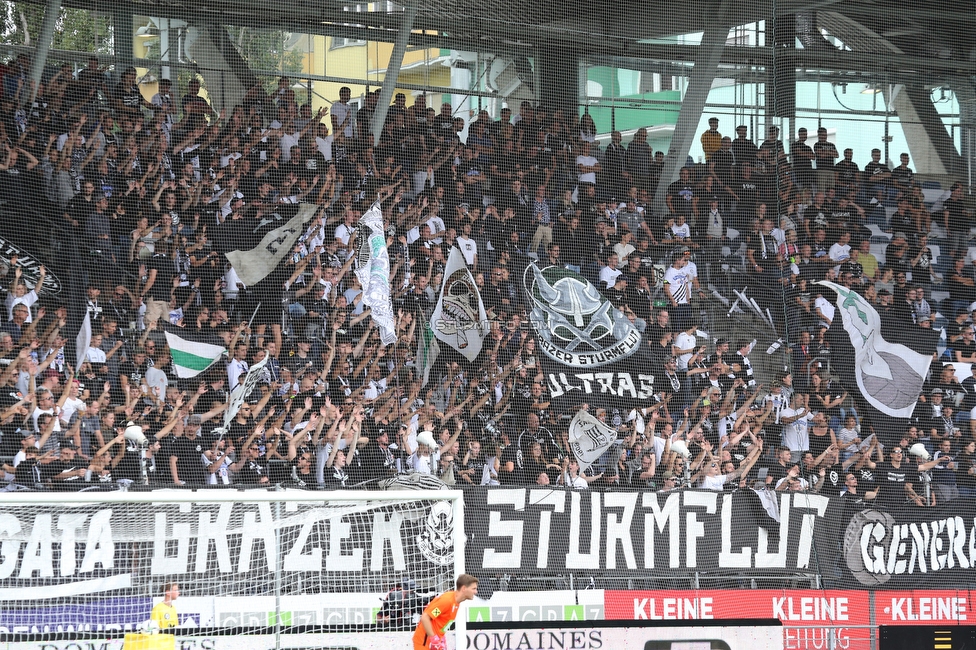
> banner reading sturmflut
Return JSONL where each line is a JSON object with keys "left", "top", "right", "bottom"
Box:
{"left": 355, "top": 202, "right": 397, "bottom": 346}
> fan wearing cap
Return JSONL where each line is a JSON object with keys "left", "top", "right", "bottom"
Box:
{"left": 44, "top": 440, "right": 87, "bottom": 486}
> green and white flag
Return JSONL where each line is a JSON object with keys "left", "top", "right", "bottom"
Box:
{"left": 164, "top": 329, "right": 226, "bottom": 379}
{"left": 417, "top": 324, "right": 440, "bottom": 388}
{"left": 818, "top": 280, "right": 932, "bottom": 418}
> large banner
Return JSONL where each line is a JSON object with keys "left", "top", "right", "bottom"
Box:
{"left": 842, "top": 501, "right": 976, "bottom": 588}
{"left": 464, "top": 487, "right": 846, "bottom": 575}
{"left": 520, "top": 263, "right": 654, "bottom": 408}
{"left": 466, "top": 620, "right": 782, "bottom": 650}
{"left": 464, "top": 488, "right": 976, "bottom": 590}
{"left": 0, "top": 496, "right": 456, "bottom": 603}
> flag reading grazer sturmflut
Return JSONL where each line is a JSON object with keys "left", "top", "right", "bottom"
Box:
{"left": 164, "top": 328, "right": 226, "bottom": 379}
{"left": 355, "top": 202, "right": 397, "bottom": 346}
{"left": 568, "top": 408, "right": 618, "bottom": 472}
{"left": 220, "top": 203, "right": 321, "bottom": 286}
{"left": 431, "top": 246, "right": 487, "bottom": 362}
{"left": 818, "top": 280, "right": 933, "bottom": 419}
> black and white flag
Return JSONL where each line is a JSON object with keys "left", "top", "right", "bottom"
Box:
{"left": 431, "top": 247, "right": 487, "bottom": 362}
{"left": 568, "top": 409, "right": 618, "bottom": 472}
{"left": 355, "top": 202, "right": 397, "bottom": 346}
{"left": 521, "top": 263, "right": 654, "bottom": 408}
{"left": 218, "top": 203, "right": 321, "bottom": 286}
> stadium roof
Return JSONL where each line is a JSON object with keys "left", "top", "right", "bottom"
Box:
{"left": 31, "top": 0, "right": 976, "bottom": 83}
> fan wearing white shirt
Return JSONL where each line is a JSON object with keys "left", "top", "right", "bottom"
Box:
{"left": 779, "top": 395, "right": 813, "bottom": 459}
{"left": 695, "top": 437, "right": 763, "bottom": 490}
{"left": 5, "top": 265, "right": 45, "bottom": 323}
{"left": 575, "top": 141, "right": 600, "bottom": 185}
{"left": 828, "top": 231, "right": 852, "bottom": 266}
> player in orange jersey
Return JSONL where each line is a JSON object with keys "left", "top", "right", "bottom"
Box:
{"left": 412, "top": 574, "right": 479, "bottom": 650}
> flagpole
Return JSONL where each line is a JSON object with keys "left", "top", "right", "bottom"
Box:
{"left": 247, "top": 302, "right": 261, "bottom": 330}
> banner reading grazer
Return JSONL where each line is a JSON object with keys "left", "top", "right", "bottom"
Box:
{"left": 0, "top": 497, "right": 456, "bottom": 600}
{"left": 464, "top": 487, "right": 846, "bottom": 575}
{"left": 521, "top": 263, "right": 654, "bottom": 408}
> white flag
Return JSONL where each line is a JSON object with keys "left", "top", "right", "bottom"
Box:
{"left": 431, "top": 247, "right": 487, "bottom": 362}
{"left": 218, "top": 355, "right": 270, "bottom": 433}
{"left": 355, "top": 202, "right": 397, "bottom": 346}
{"left": 224, "top": 203, "right": 320, "bottom": 286}
{"left": 75, "top": 311, "right": 91, "bottom": 372}
{"left": 568, "top": 409, "right": 618, "bottom": 472}
{"left": 819, "top": 280, "right": 932, "bottom": 418}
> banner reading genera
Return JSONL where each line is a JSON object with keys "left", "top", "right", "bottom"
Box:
{"left": 463, "top": 487, "right": 976, "bottom": 589}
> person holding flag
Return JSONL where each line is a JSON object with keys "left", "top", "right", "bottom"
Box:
{"left": 412, "top": 574, "right": 478, "bottom": 650}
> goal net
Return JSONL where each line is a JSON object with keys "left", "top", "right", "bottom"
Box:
{"left": 0, "top": 489, "right": 464, "bottom": 648}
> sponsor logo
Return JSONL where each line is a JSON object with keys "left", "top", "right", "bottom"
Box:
{"left": 524, "top": 265, "right": 638, "bottom": 368}
{"left": 467, "top": 630, "right": 603, "bottom": 650}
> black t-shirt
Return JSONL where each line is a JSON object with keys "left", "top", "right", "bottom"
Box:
{"left": 172, "top": 435, "right": 207, "bottom": 485}
{"left": 148, "top": 254, "right": 175, "bottom": 302}
{"left": 498, "top": 444, "right": 520, "bottom": 485}
{"left": 114, "top": 83, "right": 143, "bottom": 114}
{"left": 813, "top": 141, "right": 837, "bottom": 170}
{"left": 43, "top": 458, "right": 85, "bottom": 486}
{"left": 834, "top": 160, "right": 859, "bottom": 186}
{"left": 790, "top": 141, "right": 814, "bottom": 172}
{"left": 863, "top": 161, "right": 890, "bottom": 186}
{"left": 891, "top": 165, "right": 914, "bottom": 189}
{"left": 361, "top": 441, "right": 397, "bottom": 480}
{"left": 731, "top": 138, "right": 758, "bottom": 166}
{"left": 119, "top": 359, "right": 150, "bottom": 387}
{"left": 817, "top": 463, "right": 845, "bottom": 497}
{"left": 944, "top": 198, "right": 971, "bottom": 232}
{"left": 15, "top": 458, "right": 42, "bottom": 485}
{"left": 236, "top": 457, "right": 269, "bottom": 484}
{"left": 711, "top": 149, "right": 734, "bottom": 185}
{"left": 764, "top": 460, "right": 789, "bottom": 486}
{"left": 855, "top": 464, "right": 877, "bottom": 491}
{"left": 875, "top": 461, "right": 918, "bottom": 508}
{"left": 736, "top": 179, "right": 759, "bottom": 217}
{"left": 667, "top": 181, "right": 696, "bottom": 217}
{"left": 115, "top": 446, "right": 142, "bottom": 481}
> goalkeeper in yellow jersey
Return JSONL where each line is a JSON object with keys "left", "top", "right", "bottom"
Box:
{"left": 150, "top": 583, "right": 180, "bottom": 629}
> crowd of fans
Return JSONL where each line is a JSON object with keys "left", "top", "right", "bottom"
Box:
{"left": 0, "top": 52, "right": 974, "bottom": 508}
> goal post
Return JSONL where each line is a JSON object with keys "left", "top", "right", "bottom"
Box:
{"left": 0, "top": 489, "right": 466, "bottom": 649}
